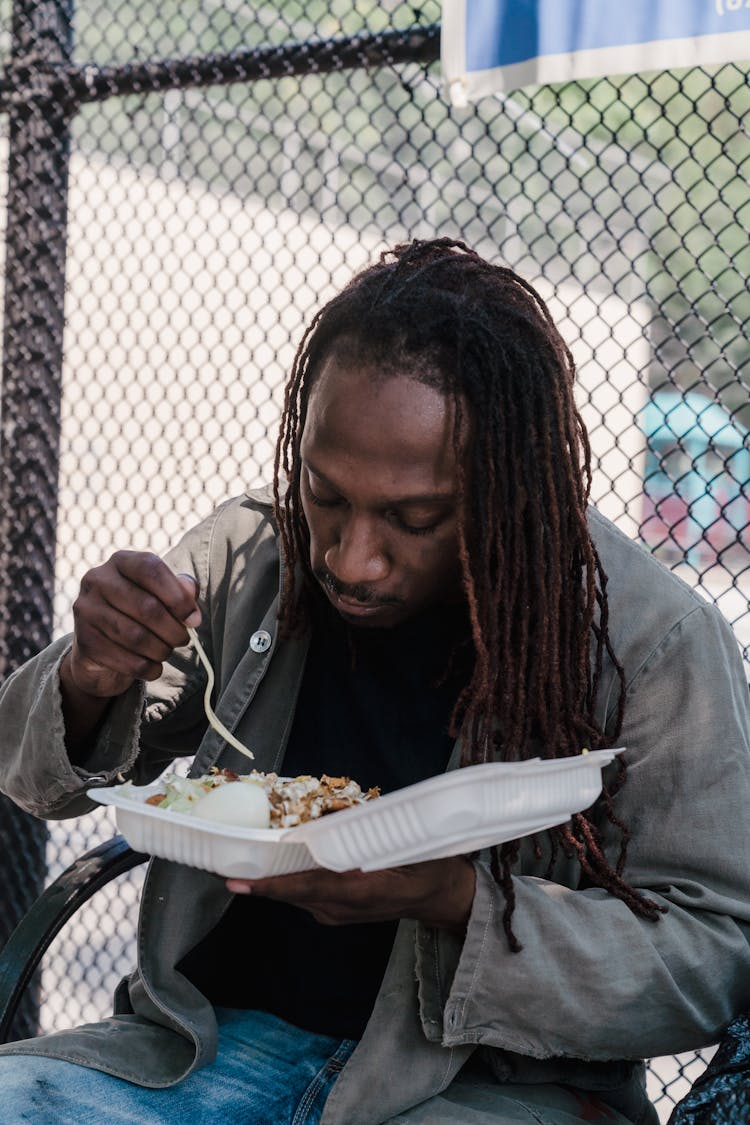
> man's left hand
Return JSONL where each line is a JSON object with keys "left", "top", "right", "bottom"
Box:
{"left": 226, "top": 856, "right": 476, "bottom": 933}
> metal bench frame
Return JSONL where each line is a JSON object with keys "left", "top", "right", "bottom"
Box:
{"left": 0, "top": 836, "right": 146, "bottom": 1043}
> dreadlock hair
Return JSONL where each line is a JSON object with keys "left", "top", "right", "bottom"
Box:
{"left": 273, "top": 237, "right": 664, "bottom": 948}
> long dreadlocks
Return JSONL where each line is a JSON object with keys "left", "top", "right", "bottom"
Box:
{"left": 273, "top": 237, "right": 663, "bottom": 948}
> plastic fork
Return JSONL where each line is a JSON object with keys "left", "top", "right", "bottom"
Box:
{"left": 186, "top": 626, "right": 255, "bottom": 761}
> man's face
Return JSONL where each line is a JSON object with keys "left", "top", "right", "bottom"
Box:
{"left": 299, "top": 356, "right": 465, "bottom": 628}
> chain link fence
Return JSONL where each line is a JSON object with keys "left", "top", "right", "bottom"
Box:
{"left": 1, "top": 1, "right": 748, "bottom": 1116}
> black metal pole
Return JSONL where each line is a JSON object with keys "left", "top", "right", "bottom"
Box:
{"left": 0, "top": 0, "right": 74, "bottom": 1040}
{"left": 0, "top": 25, "right": 441, "bottom": 110}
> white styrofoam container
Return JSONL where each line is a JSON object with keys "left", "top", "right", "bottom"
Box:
{"left": 88, "top": 748, "right": 622, "bottom": 879}
{"left": 91, "top": 785, "right": 316, "bottom": 879}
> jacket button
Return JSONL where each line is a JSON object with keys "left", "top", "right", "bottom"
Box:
{"left": 249, "top": 629, "right": 272, "bottom": 653}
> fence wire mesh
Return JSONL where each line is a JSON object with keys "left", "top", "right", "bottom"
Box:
{"left": 0, "top": 0, "right": 748, "bottom": 1116}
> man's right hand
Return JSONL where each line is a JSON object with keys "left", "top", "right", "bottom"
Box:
{"left": 59, "top": 551, "right": 201, "bottom": 755}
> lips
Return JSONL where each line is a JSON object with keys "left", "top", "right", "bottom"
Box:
{"left": 329, "top": 591, "right": 392, "bottom": 619}
{"left": 315, "top": 570, "right": 404, "bottom": 624}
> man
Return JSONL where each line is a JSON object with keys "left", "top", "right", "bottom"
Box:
{"left": 0, "top": 238, "right": 748, "bottom": 1124}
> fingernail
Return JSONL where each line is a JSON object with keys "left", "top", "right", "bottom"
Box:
{"left": 227, "top": 880, "right": 253, "bottom": 894}
{"left": 185, "top": 609, "right": 202, "bottom": 627}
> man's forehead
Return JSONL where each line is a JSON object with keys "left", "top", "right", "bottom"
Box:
{"left": 305, "top": 364, "right": 453, "bottom": 439}
{"left": 310, "top": 348, "right": 450, "bottom": 395}
{"left": 303, "top": 453, "right": 458, "bottom": 507}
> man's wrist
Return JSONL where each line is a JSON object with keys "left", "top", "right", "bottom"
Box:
{"left": 59, "top": 651, "right": 112, "bottom": 763}
{"left": 416, "top": 858, "right": 476, "bottom": 934}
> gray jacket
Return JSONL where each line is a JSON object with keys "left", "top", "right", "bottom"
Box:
{"left": 1, "top": 489, "right": 749, "bottom": 1124}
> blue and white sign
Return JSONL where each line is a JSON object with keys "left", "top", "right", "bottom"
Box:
{"left": 442, "top": 0, "right": 750, "bottom": 104}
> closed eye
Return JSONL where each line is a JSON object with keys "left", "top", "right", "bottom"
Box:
{"left": 306, "top": 489, "right": 343, "bottom": 510}
{"left": 304, "top": 466, "right": 452, "bottom": 537}
{"left": 388, "top": 511, "right": 444, "bottom": 537}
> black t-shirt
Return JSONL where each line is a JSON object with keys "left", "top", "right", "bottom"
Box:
{"left": 179, "top": 596, "right": 470, "bottom": 1039}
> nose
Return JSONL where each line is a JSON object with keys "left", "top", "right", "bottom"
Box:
{"left": 324, "top": 513, "right": 390, "bottom": 586}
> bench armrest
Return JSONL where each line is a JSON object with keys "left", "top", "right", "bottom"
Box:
{"left": 0, "top": 835, "right": 147, "bottom": 1042}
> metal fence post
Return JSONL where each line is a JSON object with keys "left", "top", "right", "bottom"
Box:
{"left": 0, "top": 0, "right": 74, "bottom": 1040}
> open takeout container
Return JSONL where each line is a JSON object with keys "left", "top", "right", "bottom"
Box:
{"left": 88, "top": 747, "right": 623, "bottom": 879}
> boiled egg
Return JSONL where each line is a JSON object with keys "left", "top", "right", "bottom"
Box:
{"left": 191, "top": 781, "right": 271, "bottom": 828}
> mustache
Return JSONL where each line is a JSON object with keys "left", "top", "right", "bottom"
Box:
{"left": 314, "top": 569, "right": 402, "bottom": 608}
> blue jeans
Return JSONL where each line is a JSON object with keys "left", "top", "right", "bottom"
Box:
{"left": 0, "top": 1008, "right": 357, "bottom": 1124}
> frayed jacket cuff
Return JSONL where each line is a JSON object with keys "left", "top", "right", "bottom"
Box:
{"left": 3, "top": 637, "right": 146, "bottom": 818}
{"left": 414, "top": 857, "right": 484, "bottom": 1044}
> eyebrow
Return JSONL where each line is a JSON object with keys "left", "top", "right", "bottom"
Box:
{"left": 304, "top": 460, "right": 456, "bottom": 507}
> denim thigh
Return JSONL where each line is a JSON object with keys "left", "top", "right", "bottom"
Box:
{"left": 385, "top": 1071, "right": 639, "bottom": 1124}
{"left": 0, "top": 1008, "right": 357, "bottom": 1125}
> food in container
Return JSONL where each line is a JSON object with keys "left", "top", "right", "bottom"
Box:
{"left": 89, "top": 748, "right": 623, "bottom": 879}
